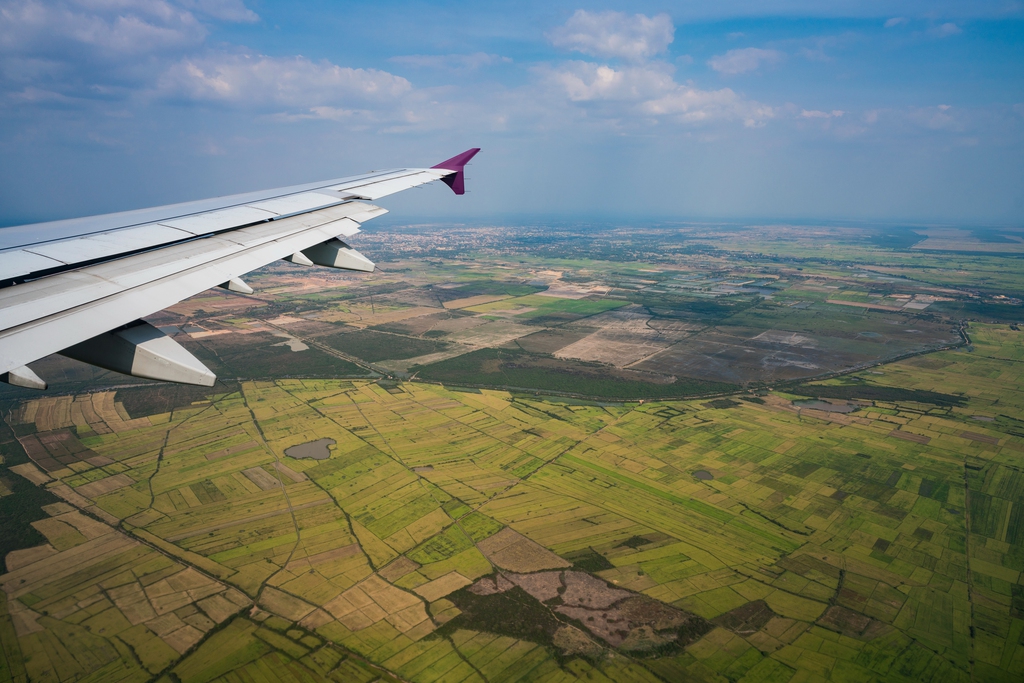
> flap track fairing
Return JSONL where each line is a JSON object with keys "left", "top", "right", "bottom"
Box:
{"left": 60, "top": 321, "right": 216, "bottom": 387}
{"left": 302, "top": 240, "right": 375, "bottom": 272}
{"left": 219, "top": 277, "right": 254, "bottom": 295}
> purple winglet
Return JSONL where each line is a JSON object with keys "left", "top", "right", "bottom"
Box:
{"left": 431, "top": 148, "right": 480, "bottom": 195}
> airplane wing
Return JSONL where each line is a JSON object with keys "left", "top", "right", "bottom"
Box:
{"left": 0, "top": 148, "right": 480, "bottom": 390}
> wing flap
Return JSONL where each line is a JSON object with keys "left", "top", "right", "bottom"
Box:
{"left": 335, "top": 171, "right": 447, "bottom": 200}
{"left": 25, "top": 225, "right": 195, "bottom": 264}
{"left": 0, "top": 251, "right": 65, "bottom": 281}
{"left": 247, "top": 192, "right": 343, "bottom": 217}
{"left": 158, "top": 205, "right": 277, "bottom": 234}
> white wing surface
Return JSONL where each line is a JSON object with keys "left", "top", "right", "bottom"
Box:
{"left": 0, "top": 148, "right": 480, "bottom": 389}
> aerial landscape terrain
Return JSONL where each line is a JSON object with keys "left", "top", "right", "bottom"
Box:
{"left": 1, "top": 220, "right": 1022, "bottom": 682}
{"left": 1, "top": 0, "right": 1021, "bottom": 680}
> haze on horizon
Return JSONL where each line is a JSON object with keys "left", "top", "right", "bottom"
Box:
{"left": 0, "top": 0, "right": 1021, "bottom": 227}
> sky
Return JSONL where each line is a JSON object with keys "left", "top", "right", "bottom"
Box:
{"left": 0, "top": 1, "right": 1022, "bottom": 227}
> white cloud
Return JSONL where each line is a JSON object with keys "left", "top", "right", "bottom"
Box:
{"left": 548, "top": 10, "right": 674, "bottom": 62}
{"left": 929, "top": 22, "right": 962, "bottom": 38}
{"left": 306, "top": 106, "right": 357, "bottom": 121}
{"left": 801, "top": 109, "right": 845, "bottom": 118}
{"left": 157, "top": 52, "right": 411, "bottom": 107}
{"left": 539, "top": 11, "right": 776, "bottom": 130}
{"left": 0, "top": 0, "right": 207, "bottom": 58}
{"left": 179, "top": 0, "right": 257, "bottom": 23}
{"left": 907, "top": 104, "right": 962, "bottom": 130}
{"left": 0, "top": 0, "right": 427, "bottom": 131}
{"left": 708, "top": 48, "right": 783, "bottom": 75}
{"left": 538, "top": 60, "right": 773, "bottom": 128}
{"left": 643, "top": 88, "right": 774, "bottom": 127}
{"left": 859, "top": 107, "right": 964, "bottom": 132}
{"left": 798, "top": 109, "right": 851, "bottom": 132}
{"left": 799, "top": 47, "right": 830, "bottom": 62}
{"left": 268, "top": 106, "right": 355, "bottom": 123}
{"left": 390, "top": 53, "right": 511, "bottom": 70}
{"left": 0, "top": 0, "right": 817, "bottom": 139}
{"left": 7, "top": 86, "right": 80, "bottom": 104}
{"left": 0, "top": 0, "right": 257, "bottom": 101}
{"left": 539, "top": 61, "right": 675, "bottom": 102}
{"left": 884, "top": 17, "right": 907, "bottom": 28}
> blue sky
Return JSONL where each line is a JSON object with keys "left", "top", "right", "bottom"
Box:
{"left": 0, "top": 1, "right": 1021, "bottom": 226}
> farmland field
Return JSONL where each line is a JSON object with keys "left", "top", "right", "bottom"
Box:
{"left": 1, "top": 221, "right": 1023, "bottom": 682}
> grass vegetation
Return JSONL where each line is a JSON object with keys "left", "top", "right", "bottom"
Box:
{"left": 792, "top": 384, "right": 969, "bottom": 406}
{"left": 453, "top": 281, "right": 546, "bottom": 297}
{"left": 322, "top": 329, "right": 451, "bottom": 362}
{"left": 191, "top": 332, "right": 366, "bottom": 379}
{"left": 413, "top": 347, "right": 736, "bottom": 399}
{"left": 0, "top": 407, "right": 57, "bottom": 557}
{"left": 437, "top": 586, "right": 563, "bottom": 645}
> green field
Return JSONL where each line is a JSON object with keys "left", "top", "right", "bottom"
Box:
{"left": 0, "top": 222, "right": 1022, "bottom": 682}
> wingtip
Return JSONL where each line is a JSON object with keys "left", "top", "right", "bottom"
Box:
{"left": 431, "top": 148, "right": 481, "bottom": 172}
{"left": 431, "top": 148, "right": 480, "bottom": 195}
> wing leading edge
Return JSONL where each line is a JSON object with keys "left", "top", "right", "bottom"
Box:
{"left": 0, "top": 148, "right": 480, "bottom": 390}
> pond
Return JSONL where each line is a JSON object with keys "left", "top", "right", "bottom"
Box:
{"left": 285, "top": 438, "right": 336, "bottom": 460}
{"left": 693, "top": 470, "right": 714, "bottom": 481}
{"left": 271, "top": 332, "right": 309, "bottom": 352}
{"left": 792, "top": 399, "right": 858, "bottom": 413}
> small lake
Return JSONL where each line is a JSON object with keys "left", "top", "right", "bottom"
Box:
{"left": 693, "top": 470, "right": 714, "bottom": 481}
{"left": 793, "top": 399, "right": 858, "bottom": 413}
{"left": 271, "top": 332, "right": 309, "bottom": 352}
{"left": 285, "top": 438, "right": 336, "bottom": 460}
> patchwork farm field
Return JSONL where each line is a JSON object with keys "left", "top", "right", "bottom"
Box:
{"left": 0, "top": 322, "right": 1022, "bottom": 682}
{"left": 1, "top": 222, "right": 1023, "bottom": 682}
